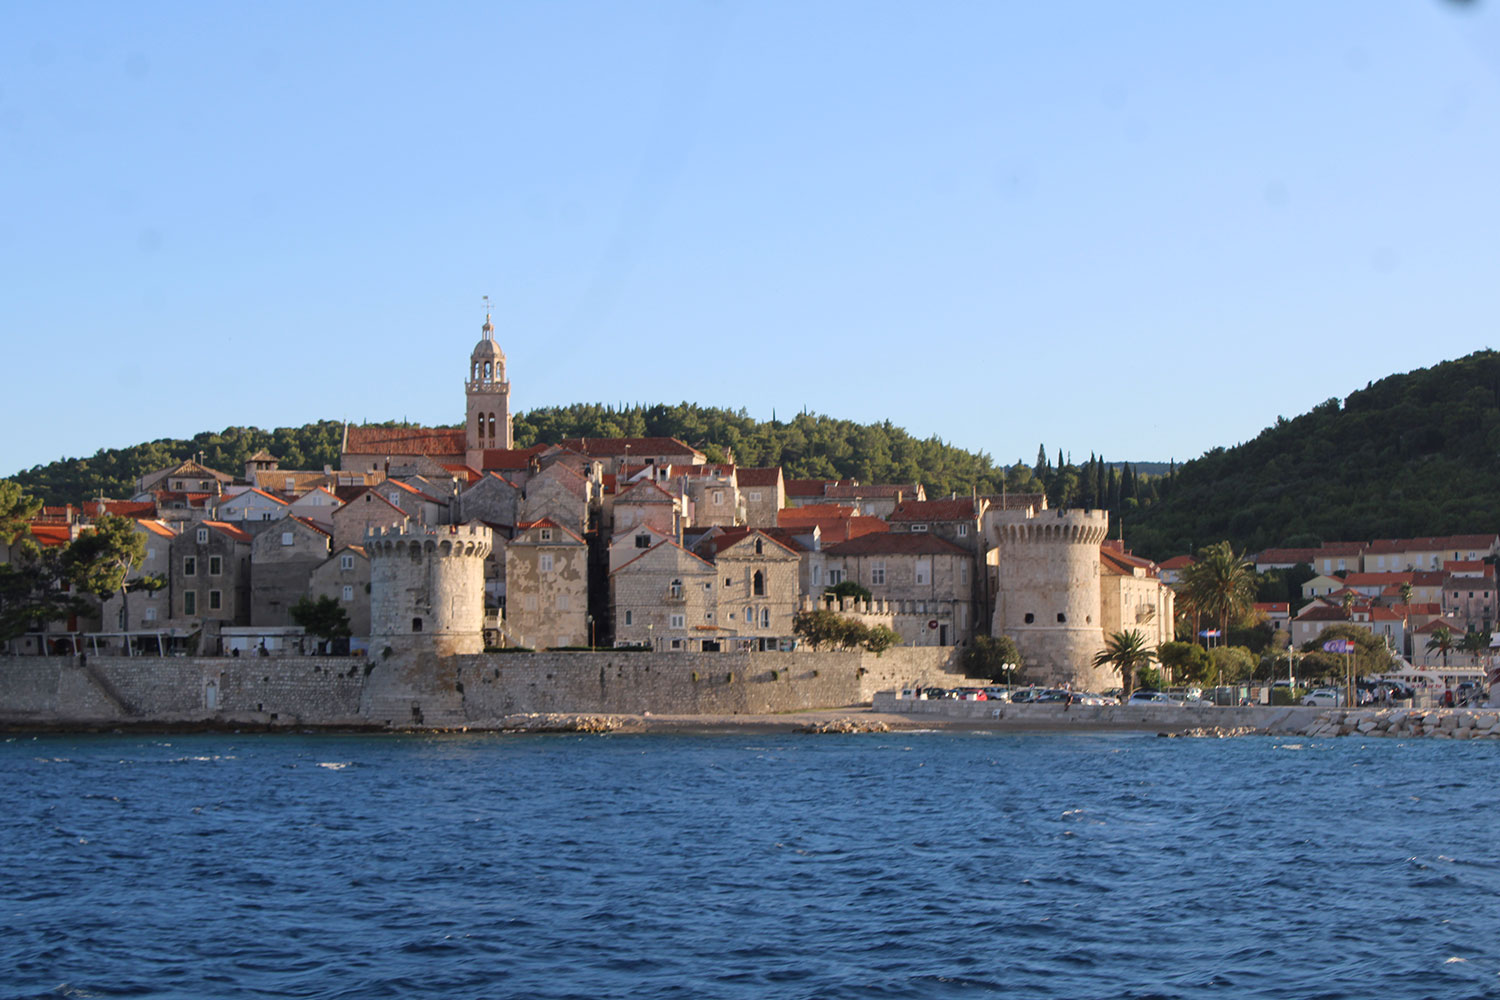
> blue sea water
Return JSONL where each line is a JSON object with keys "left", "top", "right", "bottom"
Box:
{"left": 3, "top": 731, "right": 1499, "bottom": 1000}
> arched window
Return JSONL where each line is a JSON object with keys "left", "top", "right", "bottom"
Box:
{"left": 476, "top": 411, "right": 484, "bottom": 437}
{"left": 754, "top": 538, "right": 763, "bottom": 555}
{"left": 472, "top": 361, "right": 479, "bottom": 380}
{"left": 483, "top": 360, "right": 492, "bottom": 379}
{"left": 753, "top": 571, "right": 765, "bottom": 596}
{"left": 412, "top": 617, "right": 424, "bottom": 633}
{"left": 488, "top": 414, "right": 496, "bottom": 440}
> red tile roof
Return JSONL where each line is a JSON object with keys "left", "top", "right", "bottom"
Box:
{"left": 28, "top": 524, "right": 72, "bottom": 547}
{"left": 516, "top": 519, "right": 586, "bottom": 545}
{"left": 977, "top": 493, "right": 1046, "bottom": 511}
{"left": 139, "top": 520, "right": 176, "bottom": 539}
{"left": 735, "top": 467, "right": 782, "bottom": 488}
{"left": 480, "top": 445, "right": 549, "bottom": 470}
{"left": 825, "top": 533, "right": 968, "bottom": 557}
{"left": 202, "top": 520, "right": 252, "bottom": 544}
{"left": 1295, "top": 605, "right": 1350, "bottom": 622}
{"left": 440, "top": 464, "right": 482, "bottom": 484}
{"left": 1159, "top": 555, "right": 1196, "bottom": 570}
{"left": 1252, "top": 547, "right": 1321, "bottom": 565}
{"left": 1443, "top": 560, "right": 1494, "bottom": 576}
{"left": 823, "top": 483, "right": 912, "bottom": 500}
{"left": 1100, "top": 548, "right": 1158, "bottom": 576}
{"left": 289, "top": 515, "right": 331, "bottom": 537}
{"left": 344, "top": 425, "right": 465, "bottom": 457}
{"left": 1254, "top": 602, "right": 1289, "bottom": 613}
{"left": 784, "top": 478, "right": 849, "bottom": 498}
{"left": 558, "top": 437, "right": 704, "bottom": 459}
{"left": 889, "top": 499, "right": 980, "bottom": 522}
{"left": 1368, "top": 535, "right": 1499, "bottom": 553}
{"left": 694, "top": 528, "right": 803, "bottom": 558}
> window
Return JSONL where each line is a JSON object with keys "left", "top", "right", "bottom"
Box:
{"left": 341, "top": 585, "right": 354, "bottom": 601}
{"left": 524, "top": 595, "right": 538, "bottom": 611}
{"left": 670, "top": 613, "right": 686, "bottom": 629}
{"left": 754, "top": 538, "right": 763, "bottom": 555}
{"left": 557, "top": 594, "right": 570, "bottom": 611}
{"left": 911, "top": 523, "right": 928, "bottom": 533}
{"left": 144, "top": 607, "right": 156, "bottom": 622}
{"left": 760, "top": 608, "right": 770, "bottom": 628}
{"left": 828, "top": 569, "right": 844, "bottom": 586}
{"left": 146, "top": 548, "right": 156, "bottom": 561}
{"left": 209, "top": 556, "right": 222, "bottom": 576}
{"left": 915, "top": 559, "right": 930, "bottom": 585}
{"left": 183, "top": 591, "right": 197, "bottom": 615}
{"left": 1057, "top": 613, "right": 1067, "bottom": 623}
{"left": 540, "top": 529, "right": 553, "bottom": 541}
{"left": 870, "top": 561, "right": 886, "bottom": 585}
{"left": 183, "top": 557, "right": 196, "bottom": 577}
{"left": 540, "top": 554, "right": 554, "bottom": 573}
{"left": 196, "top": 528, "right": 208, "bottom": 544}
{"left": 713, "top": 491, "right": 724, "bottom": 505}
{"left": 635, "top": 533, "right": 652, "bottom": 549}
{"left": 624, "top": 610, "right": 634, "bottom": 626}
{"left": 753, "top": 571, "right": 765, "bottom": 596}
{"left": 749, "top": 491, "right": 762, "bottom": 502}
{"left": 281, "top": 531, "right": 294, "bottom": 546}
{"left": 670, "top": 579, "right": 683, "bottom": 598}
{"left": 340, "top": 554, "right": 354, "bottom": 570}
{"left": 957, "top": 524, "right": 968, "bottom": 537}
{"left": 284, "top": 477, "right": 295, "bottom": 491}
{"left": 744, "top": 606, "right": 753, "bottom": 625}
{"left": 812, "top": 565, "right": 822, "bottom": 587}
{"left": 412, "top": 617, "right": 423, "bottom": 632}
{"left": 209, "top": 590, "right": 222, "bottom": 611}
{"left": 959, "top": 561, "right": 968, "bottom": 584}
{"left": 262, "top": 512, "right": 273, "bottom": 521}
{"left": 1025, "top": 612, "right": 1035, "bottom": 624}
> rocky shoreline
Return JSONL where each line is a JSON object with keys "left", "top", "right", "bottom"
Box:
{"left": 1296, "top": 707, "right": 1500, "bottom": 740}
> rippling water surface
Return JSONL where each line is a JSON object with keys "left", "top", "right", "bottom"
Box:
{"left": 4, "top": 731, "right": 1500, "bottom": 999}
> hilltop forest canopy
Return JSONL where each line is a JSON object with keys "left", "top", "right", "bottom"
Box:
{"left": 1124, "top": 350, "right": 1500, "bottom": 560}
{"left": 7, "top": 404, "right": 1162, "bottom": 516}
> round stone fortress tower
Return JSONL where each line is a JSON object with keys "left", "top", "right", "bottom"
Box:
{"left": 367, "top": 523, "right": 493, "bottom": 656}
{"left": 989, "top": 507, "right": 1111, "bottom": 690}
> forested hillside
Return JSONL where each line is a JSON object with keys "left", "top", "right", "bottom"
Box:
{"left": 1124, "top": 350, "right": 1500, "bottom": 560}
{"left": 7, "top": 402, "right": 1162, "bottom": 512}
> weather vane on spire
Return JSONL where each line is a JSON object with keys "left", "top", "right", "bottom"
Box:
{"left": 482, "top": 293, "right": 491, "bottom": 317}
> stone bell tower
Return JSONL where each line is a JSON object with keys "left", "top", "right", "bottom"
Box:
{"left": 465, "top": 303, "right": 512, "bottom": 467}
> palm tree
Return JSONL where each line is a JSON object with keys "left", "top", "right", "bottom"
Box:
{"left": 1459, "top": 629, "right": 1490, "bottom": 665}
{"left": 1398, "top": 581, "right": 1414, "bottom": 658}
{"left": 1426, "top": 626, "right": 1454, "bottom": 668}
{"left": 1093, "top": 629, "right": 1158, "bottom": 699}
{"left": 1182, "top": 542, "right": 1257, "bottom": 646}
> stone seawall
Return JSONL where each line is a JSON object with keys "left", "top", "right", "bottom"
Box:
{"left": 363, "top": 647, "right": 971, "bottom": 727}
{"left": 870, "top": 692, "right": 1321, "bottom": 733}
{"left": 0, "top": 647, "right": 973, "bottom": 729}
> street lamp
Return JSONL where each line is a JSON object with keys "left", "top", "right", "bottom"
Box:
{"left": 586, "top": 614, "right": 595, "bottom": 649}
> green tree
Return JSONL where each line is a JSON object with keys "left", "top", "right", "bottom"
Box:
{"left": 1092, "top": 629, "right": 1158, "bottom": 699}
{"left": 0, "top": 547, "right": 86, "bottom": 642}
{"left": 862, "top": 624, "right": 901, "bottom": 654}
{"left": 824, "top": 580, "right": 873, "bottom": 603}
{"left": 793, "top": 609, "right": 870, "bottom": 650}
{"left": 61, "top": 515, "right": 156, "bottom": 631}
{"left": 1426, "top": 626, "right": 1454, "bottom": 668}
{"left": 1182, "top": 542, "right": 1257, "bottom": 643}
{"left": 1157, "top": 640, "right": 1209, "bottom": 686}
{"left": 962, "top": 634, "right": 1023, "bottom": 682}
{"left": 0, "top": 479, "right": 41, "bottom": 545}
{"left": 290, "top": 596, "right": 353, "bottom": 648}
{"left": 1459, "top": 629, "right": 1492, "bottom": 663}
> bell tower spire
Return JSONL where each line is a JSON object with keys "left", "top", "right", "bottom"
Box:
{"left": 465, "top": 295, "right": 512, "bottom": 468}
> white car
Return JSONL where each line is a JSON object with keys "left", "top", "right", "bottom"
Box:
{"left": 1302, "top": 688, "right": 1346, "bottom": 707}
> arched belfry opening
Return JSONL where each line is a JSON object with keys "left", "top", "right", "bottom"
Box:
{"left": 466, "top": 299, "right": 513, "bottom": 462}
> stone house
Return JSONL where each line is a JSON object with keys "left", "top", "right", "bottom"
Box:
{"left": 822, "top": 482, "right": 923, "bottom": 518}
{"left": 1442, "top": 565, "right": 1496, "bottom": 632}
{"left": 610, "top": 479, "right": 682, "bottom": 539}
{"left": 889, "top": 497, "right": 989, "bottom": 622}
{"left": 136, "top": 459, "right": 234, "bottom": 496}
{"left": 610, "top": 524, "right": 675, "bottom": 573}
{"left": 457, "top": 472, "right": 522, "bottom": 527}
{"left": 339, "top": 425, "right": 466, "bottom": 476}
{"left": 250, "top": 515, "right": 332, "bottom": 626}
{"left": 822, "top": 533, "right": 973, "bottom": 646}
{"left": 214, "top": 487, "right": 290, "bottom": 524}
{"left": 1300, "top": 575, "right": 1345, "bottom": 602}
{"left": 692, "top": 528, "right": 802, "bottom": 650}
{"left": 609, "top": 540, "right": 717, "bottom": 650}
{"left": 503, "top": 519, "right": 590, "bottom": 649}
{"left": 98, "top": 519, "right": 176, "bottom": 634}
{"left": 1363, "top": 535, "right": 1500, "bottom": 572}
{"left": 307, "top": 544, "right": 372, "bottom": 641}
{"left": 1099, "top": 544, "right": 1175, "bottom": 650}
{"left": 332, "top": 489, "right": 409, "bottom": 552}
{"left": 677, "top": 465, "right": 742, "bottom": 527}
{"left": 519, "top": 462, "right": 594, "bottom": 538}
{"left": 557, "top": 436, "right": 705, "bottom": 476}
{"left": 285, "top": 486, "right": 342, "bottom": 532}
{"left": 168, "top": 520, "right": 252, "bottom": 630}
{"left": 374, "top": 478, "right": 448, "bottom": 525}
{"left": 1310, "top": 542, "right": 1369, "bottom": 577}
{"left": 736, "top": 467, "right": 785, "bottom": 528}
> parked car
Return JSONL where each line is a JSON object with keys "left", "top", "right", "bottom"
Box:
{"left": 1302, "top": 688, "right": 1346, "bottom": 707}
{"left": 896, "top": 688, "right": 928, "bottom": 700}
{"left": 1010, "top": 687, "right": 1041, "bottom": 703}
{"left": 983, "top": 687, "right": 1013, "bottom": 703}
{"left": 1127, "top": 690, "right": 1181, "bottom": 705}
{"left": 955, "top": 688, "right": 988, "bottom": 701}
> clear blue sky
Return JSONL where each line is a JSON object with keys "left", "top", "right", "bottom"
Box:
{"left": 5, "top": 2, "right": 1499, "bottom": 477}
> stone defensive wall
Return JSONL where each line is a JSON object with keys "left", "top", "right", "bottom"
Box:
{"left": 0, "top": 647, "right": 970, "bottom": 729}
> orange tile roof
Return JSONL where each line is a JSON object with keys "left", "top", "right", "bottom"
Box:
{"left": 889, "top": 499, "right": 980, "bottom": 522}
{"left": 1100, "top": 548, "right": 1158, "bottom": 576}
{"left": 289, "top": 515, "right": 331, "bottom": 537}
{"left": 28, "top": 524, "right": 72, "bottom": 547}
{"left": 823, "top": 483, "right": 912, "bottom": 500}
{"left": 1254, "top": 602, "right": 1289, "bottom": 613}
{"left": 1159, "top": 555, "right": 1196, "bottom": 569}
{"left": 694, "top": 528, "right": 803, "bottom": 558}
{"left": 139, "top": 520, "right": 176, "bottom": 539}
{"left": 516, "top": 519, "right": 587, "bottom": 545}
{"left": 344, "top": 425, "right": 465, "bottom": 457}
{"left": 480, "top": 445, "right": 549, "bottom": 470}
{"left": 202, "top": 520, "right": 252, "bottom": 544}
{"left": 977, "top": 493, "right": 1046, "bottom": 511}
{"left": 784, "top": 478, "right": 849, "bottom": 498}
{"left": 735, "top": 467, "right": 782, "bottom": 488}
{"left": 558, "top": 437, "right": 704, "bottom": 459}
{"left": 1367, "top": 535, "right": 1498, "bottom": 553}
{"left": 440, "top": 464, "right": 482, "bottom": 484}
